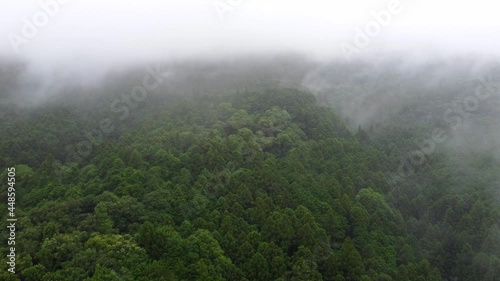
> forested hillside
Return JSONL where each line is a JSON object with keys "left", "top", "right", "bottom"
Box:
{"left": 1, "top": 75, "right": 499, "bottom": 280}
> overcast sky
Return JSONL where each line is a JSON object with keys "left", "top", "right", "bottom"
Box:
{"left": 1, "top": 0, "right": 499, "bottom": 67}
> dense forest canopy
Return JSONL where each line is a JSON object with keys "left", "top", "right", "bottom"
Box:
{"left": 0, "top": 56, "right": 499, "bottom": 281}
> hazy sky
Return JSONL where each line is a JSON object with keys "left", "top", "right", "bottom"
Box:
{"left": 1, "top": 0, "right": 499, "bottom": 67}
